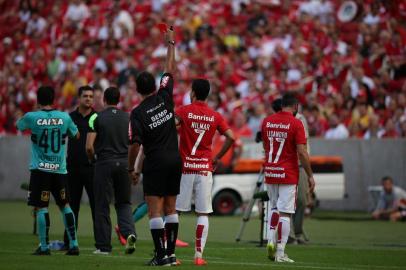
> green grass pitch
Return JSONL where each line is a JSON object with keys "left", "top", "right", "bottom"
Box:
{"left": 0, "top": 201, "right": 405, "bottom": 270}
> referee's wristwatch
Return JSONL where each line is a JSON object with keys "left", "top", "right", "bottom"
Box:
{"left": 168, "top": 40, "right": 175, "bottom": 46}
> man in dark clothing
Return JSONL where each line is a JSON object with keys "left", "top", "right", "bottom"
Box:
{"left": 86, "top": 87, "right": 136, "bottom": 255}
{"left": 128, "top": 26, "right": 181, "bottom": 266}
{"left": 64, "top": 85, "right": 97, "bottom": 249}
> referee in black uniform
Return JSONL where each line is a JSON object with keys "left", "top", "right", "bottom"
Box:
{"left": 128, "top": 26, "right": 181, "bottom": 266}
{"left": 64, "top": 86, "right": 97, "bottom": 249}
{"left": 86, "top": 87, "right": 136, "bottom": 255}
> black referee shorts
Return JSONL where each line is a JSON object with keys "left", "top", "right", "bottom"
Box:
{"left": 142, "top": 153, "right": 182, "bottom": 197}
{"left": 28, "top": 170, "right": 68, "bottom": 208}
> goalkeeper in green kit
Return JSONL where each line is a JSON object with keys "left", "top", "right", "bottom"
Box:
{"left": 16, "top": 86, "right": 80, "bottom": 255}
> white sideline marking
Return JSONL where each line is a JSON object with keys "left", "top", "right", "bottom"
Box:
{"left": 1, "top": 248, "right": 404, "bottom": 270}
{"left": 204, "top": 245, "right": 406, "bottom": 251}
{"left": 77, "top": 253, "right": 405, "bottom": 270}
{"left": 15, "top": 251, "right": 406, "bottom": 270}
{"left": 73, "top": 253, "right": 353, "bottom": 270}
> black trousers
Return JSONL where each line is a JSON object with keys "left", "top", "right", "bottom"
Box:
{"left": 64, "top": 167, "right": 96, "bottom": 246}
{"left": 93, "top": 159, "right": 135, "bottom": 251}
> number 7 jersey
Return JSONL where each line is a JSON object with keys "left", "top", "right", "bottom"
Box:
{"left": 176, "top": 101, "right": 229, "bottom": 173}
{"left": 16, "top": 110, "right": 78, "bottom": 174}
{"left": 261, "top": 111, "right": 306, "bottom": 185}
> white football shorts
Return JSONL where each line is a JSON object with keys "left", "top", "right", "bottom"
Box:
{"left": 266, "top": 184, "right": 297, "bottom": 214}
{"left": 176, "top": 172, "right": 213, "bottom": 214}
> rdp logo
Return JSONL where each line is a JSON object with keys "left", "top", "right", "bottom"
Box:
{"left": 39, "top": 162, "right": 60, "bottom": 170}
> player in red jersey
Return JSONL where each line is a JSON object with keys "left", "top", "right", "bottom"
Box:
{"left": 261, "top": 93, "right": 315, "bottom": 263}
{"left": 175, "top": 79, "right": 235, "bottom": 265}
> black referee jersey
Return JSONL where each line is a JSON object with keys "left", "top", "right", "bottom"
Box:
{"left": 129, "top": 73, "right": 179, "bottom": 157}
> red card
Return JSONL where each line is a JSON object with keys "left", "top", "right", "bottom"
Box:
{"left": 157, "top": 23, "right": 168, "bottom": 33}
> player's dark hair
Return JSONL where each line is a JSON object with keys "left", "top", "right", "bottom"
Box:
{"left": 37, "top": 86, "right": 55, "bottom": 106}
{"left": 272, "top": 98, "right": 282, "bottom": 112}
{"left": 381, "top": 176, "right": 393, "bottom": 183}
{"left": 192, "top": 79, "right": 210, "bottom": 100}
{"left": 104, "top": 86, "right": 120, "bottom": 105}
{"left": 281, "top": 93, "right": 299, "bottom": 108}
{"left": 78, "top": 85, "right": 94, "bottom": 97}
{"left": 136, "top": 71, "right": 156, "bottom": 95}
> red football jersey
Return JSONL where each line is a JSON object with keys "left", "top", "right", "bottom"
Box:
{"left": 176, "top": 101, "right": 230, "bottom": 172}
{"left": 261, "top": 111, "right": 307, "bottom": 185}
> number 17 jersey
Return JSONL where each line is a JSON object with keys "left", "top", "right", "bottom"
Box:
{"left": 261, "top": 111, "right": 306, "bottom": 185}
{"left": 17, "top": 110, "right": 78, "bottom": 174}
{"left": 176, "top": 101, "right": 229, "bottom": 173}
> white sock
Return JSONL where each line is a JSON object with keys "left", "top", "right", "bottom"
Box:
{"left": 149, "top": 217, "right": 164, "bottom": 229}
{"left": 277, "top": 216, "right": 290, "bottom": 257}
{"left": 164, "top": 213, "right": 179, "bottom": 223}
{"left": 268, "top": 208, "right": 280, "bottom": 244}
{"left": 195, "top": 216, "right": 209, "bottom": 258}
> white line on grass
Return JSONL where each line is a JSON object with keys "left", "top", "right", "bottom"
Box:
{"left": 82, "top": 253, "right": 404, "bottom": 270}
{"left": 75, "top": 253, "right": 356, "bottom": 270}
{"left": 206, "top": 245, "right": 406, "bottom": 251}
{"left": 1, "top": 248, "right": 404, "bottom": 270}
{"left": 288, "top": 261, "right": 405, "bottom": 270}
{"left": 34, "top": 250, "right": 406, "bottom": 270}
{"left": 86, "top": 254, "right": 406, "bottom": 270}
{"left": 202, "top": 256, "right": 404, "bottom": 270}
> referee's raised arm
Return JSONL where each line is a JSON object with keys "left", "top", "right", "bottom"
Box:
{"left": 128, "top": 24, "right": 182, "bottom": 266}
{"left": 164, "top": 26, "right": 175, "bottom": 74}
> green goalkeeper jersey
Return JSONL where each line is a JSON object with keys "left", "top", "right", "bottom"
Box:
{"left": 16, "top": 109, "right": 78, "bottom": 174}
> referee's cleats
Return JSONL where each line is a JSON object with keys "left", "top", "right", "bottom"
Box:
{"left": 65, "top": 246, "right": 79, "bottom": 256}
{"left": 125, "top": 234, "right": 137, "bottom": 254}
{"left": 146, "top": 255, "right": 171, "bottom": 266}
{"left": 168, "top": 254, "right": 181, "bottom": 266}
{"left": 32, "top": 247, "right": 50, "bottom": 255}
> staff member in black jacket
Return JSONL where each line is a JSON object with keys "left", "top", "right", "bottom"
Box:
{"left": 64, "top": 85, "right": 97, "bottom": 249}
{"left": 86, "top": 87, "right": 136, "bottom": 255}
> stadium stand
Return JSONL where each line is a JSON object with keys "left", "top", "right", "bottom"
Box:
{"left": 0, "top": 0, "right": 405, "bottom": 139}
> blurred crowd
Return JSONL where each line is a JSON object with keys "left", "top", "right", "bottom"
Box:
{"left": 0, "top": 0, "right": 405, "bottom": 139}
